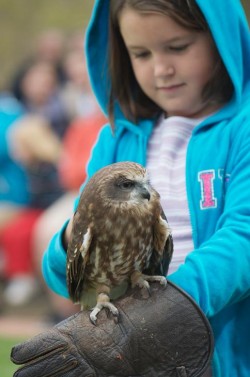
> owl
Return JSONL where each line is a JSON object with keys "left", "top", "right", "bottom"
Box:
{"left": 67, "top": 162, "right": 173, "bottom": 324}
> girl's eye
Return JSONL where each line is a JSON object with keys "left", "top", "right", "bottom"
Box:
{"left": 169, "top": 44, "right": 189, "bottom": 52}
{"left": 133, "top": 51, "right": 150, "bottom": 59}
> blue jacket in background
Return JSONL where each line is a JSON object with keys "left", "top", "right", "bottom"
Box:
{"left": 0, "top": 95, "right": 29, "bottom": 205}
{"left": 43, "top": 1, "right": 250, "bottom": 375}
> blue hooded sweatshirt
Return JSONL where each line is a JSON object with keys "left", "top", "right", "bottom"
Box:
{"left": 0, "top": 95, "right": 29, "bottom": 205}
{"left": 43, "top": 1, "right": 250, "bottom": 376}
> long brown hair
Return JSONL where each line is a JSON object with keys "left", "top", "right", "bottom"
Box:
{"left": 108, "top": 0, "right": 233, "bottom": 128}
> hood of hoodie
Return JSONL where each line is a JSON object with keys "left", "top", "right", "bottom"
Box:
{"left": 85, "top": 0, "right": 250, "bottom": 127}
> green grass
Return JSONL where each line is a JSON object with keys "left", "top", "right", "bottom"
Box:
{"left": 0, "top": 336, "right": 26, "bottom": 377}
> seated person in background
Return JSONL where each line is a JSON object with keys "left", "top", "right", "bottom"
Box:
{"left": 1, "top": 114, "right": 65, "bottom": 306}
{"left": 15, "top": 58, "right": 70, "bottom": 137}
{"left": 11, "top": 28, "right": 67, "bottom": 100}
{"left": 1, "top": 56, "right": 71, "bottom": 307}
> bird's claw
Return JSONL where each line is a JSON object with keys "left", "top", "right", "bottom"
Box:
{"left": 141, "top": 286, "right": 151, "bottom": 299}
{"left": 159, "top": 276, "right": 168, "bottom": 288}
{"left": 111, "top": 310, "right": 120, "bottom": 324}
{"left": 89, "top": 302, "right": 119, "bottom": 325}
{"left": 89, "top": 306, "right": 101, "bottom": 325}
{"left": 90, "top": 316, "right": 97, "bottom": 326}
{"left": 131, "top": 272, "right": 168, "bottom": 299}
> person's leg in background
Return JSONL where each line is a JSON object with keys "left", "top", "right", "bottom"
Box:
{"left": 0, "top": 204, "right": 24, "bottom": 278}
{"left": 1, "top": 208, "right": 43, "bottom": 306}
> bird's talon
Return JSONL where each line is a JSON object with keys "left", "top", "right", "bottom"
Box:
{"left": 113, "top": 306, "right": 119, "bottom": 314}
{"left": 89, "top": 306, "right": 101, "bottom": 325}
{"left": 141, "top": 286, "right": 151, "bottom": 299}
{"left": 112, "top": 306, "right": 119, "bottom": 316}
{"left": 90, "top": 316, "right": 97, "bottom": 326}
{"left": 160, "top": 278, "right": 168, "bottom": 288}
{"left": 113, "top": 313, "right": 120, "bottom": 324}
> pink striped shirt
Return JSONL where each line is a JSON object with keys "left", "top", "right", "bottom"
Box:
{"left": 146, "top": 116, "right": 203, "bottom": 275}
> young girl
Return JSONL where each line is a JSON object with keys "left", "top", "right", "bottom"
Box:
{"left": 42, "top": 1, "right": 250, "bottom": 376}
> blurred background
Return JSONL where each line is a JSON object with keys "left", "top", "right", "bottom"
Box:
{"left": 0, "top": 1, "right": 249, "bottom": 376}
{"left": 0, "top": 1, "right": 104, "bottom": 376}
{"left": 0, "top": 0, "right": 93, "bottom": 91}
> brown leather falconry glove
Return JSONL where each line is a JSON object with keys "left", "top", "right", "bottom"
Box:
{"left": 11, "top": 282, "right": 213, "bottom": 377}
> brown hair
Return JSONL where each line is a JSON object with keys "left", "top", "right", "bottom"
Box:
{"left": 108, "top": 0, "right": 233, "bottom": 128}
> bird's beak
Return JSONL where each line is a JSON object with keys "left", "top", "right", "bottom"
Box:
{"left": 140, "top": 186, "right": 151, "bottom": 201}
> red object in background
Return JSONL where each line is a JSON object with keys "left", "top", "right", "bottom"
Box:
{"left": 0, "top": 209, "right": 43, "bottom": 277}
{"left": 59, "top": 113, "right": 106, "bottom": 191}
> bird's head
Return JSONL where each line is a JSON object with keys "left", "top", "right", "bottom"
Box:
{"left": 88, "top": 162, "right": 158, "bottom": 206}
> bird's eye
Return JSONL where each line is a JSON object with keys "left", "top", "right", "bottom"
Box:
{"left": 119, "top": 180, "right": 135, "bottom": 190}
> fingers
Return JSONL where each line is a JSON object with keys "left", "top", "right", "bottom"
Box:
{"left": 11, "top": 319, "right": 95, "bottom": 377}
{"left": 11, "top": 330, "right": 68, "bottom": 365}
{"left": 12, "top": 353, "right": 78, "bottom": 377}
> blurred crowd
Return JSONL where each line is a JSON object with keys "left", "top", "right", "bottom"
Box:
{"left": 0, "top": 29, "right": 106, "bottom": 323}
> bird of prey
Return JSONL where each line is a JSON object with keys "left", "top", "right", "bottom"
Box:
{"left": 67, "top": 161, "right": 173, "bottom": 324}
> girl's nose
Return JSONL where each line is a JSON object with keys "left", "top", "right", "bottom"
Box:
{"left": 153, "top": 56, "right": 174, "bottom": 78}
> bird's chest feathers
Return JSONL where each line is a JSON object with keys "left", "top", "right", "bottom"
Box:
{"left": 85, "top": 210, "right": 154, "bottom": 285}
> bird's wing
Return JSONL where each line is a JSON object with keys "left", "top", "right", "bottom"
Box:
{"left": 145, "top": 207, "right": 174, "bottom": 277}
{"left": 67, "top": 212, "right": 93, "bottom": 303}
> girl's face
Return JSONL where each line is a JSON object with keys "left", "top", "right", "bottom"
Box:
{"left": 119, "top": 7, "right": 220, "bottom": 118}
